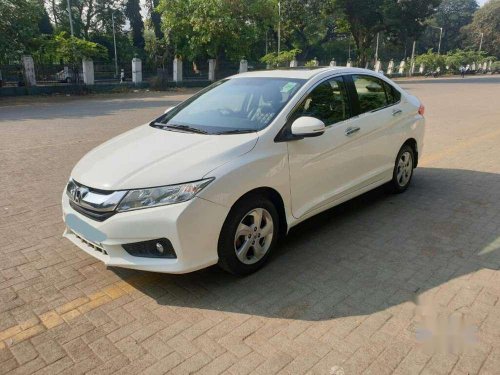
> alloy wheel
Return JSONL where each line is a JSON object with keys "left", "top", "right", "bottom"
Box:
{"left": 396, "top": 151, "right": 413, "bottom": 187}
{"left": 234, "top": 208, "right": 274, "bottom": 265}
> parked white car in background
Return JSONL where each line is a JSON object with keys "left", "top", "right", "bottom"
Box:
{"left": 62, "top": 67, "right": 425, "bottom": 275}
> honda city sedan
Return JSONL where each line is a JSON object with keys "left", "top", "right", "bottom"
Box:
{"left": 62, "top": 67, "right": 425, "bottom": 275}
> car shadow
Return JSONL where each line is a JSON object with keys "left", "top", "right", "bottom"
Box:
{"left": 112, "top": 167, "right": 500, "bottom": 321}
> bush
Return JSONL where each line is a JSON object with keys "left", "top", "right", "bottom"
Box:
{"left": 415, "top": 49, "right": 445, "bottom": 72}
{"left": 260, "top": 49, "right": 302, "bottom": 67}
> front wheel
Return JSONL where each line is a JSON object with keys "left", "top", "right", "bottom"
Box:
{"left": 218, "top": 196, "right": 279, "bottom": 276}
{"left": 389, "top": 145, "right": 415, "bottom": 193}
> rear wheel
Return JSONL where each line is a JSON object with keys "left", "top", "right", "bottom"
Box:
{"left": 218, "top": 196, "right": 279, "bottom": 276}
{"left": 389, "top": 145, "right": 415, "bottom": 193}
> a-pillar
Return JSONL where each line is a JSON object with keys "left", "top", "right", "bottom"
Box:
{"left": 82, "top": 59, "right": 94, "bottom": 85}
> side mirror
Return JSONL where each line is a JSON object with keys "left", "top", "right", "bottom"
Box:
{"left": 291, "top": 116, "right": 325, "bottom": 138}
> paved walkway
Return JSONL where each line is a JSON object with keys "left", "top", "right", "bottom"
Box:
{"left": 0, "top": 77, "right": 499, "bottom": 374}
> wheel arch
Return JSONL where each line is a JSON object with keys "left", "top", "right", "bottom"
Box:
{"left": 231, "top": 187, "right": 288, "bottom": 240}
{"left": 402, "top": 138, "right": 418, "bottom": 167}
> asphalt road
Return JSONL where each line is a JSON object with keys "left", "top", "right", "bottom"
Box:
{"left": 0, "top": 76, "right": 499, "bottom": 374}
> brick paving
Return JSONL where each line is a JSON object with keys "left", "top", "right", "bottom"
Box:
{"left": 1, "top": 77, "right": 500, "bottom": 374}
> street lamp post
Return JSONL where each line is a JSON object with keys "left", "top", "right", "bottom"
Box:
{"left": 430, "top": 25, "right": 443, "bottom": 55}
{"left": 112, "top": 12, "right": 118, "bottom": 78}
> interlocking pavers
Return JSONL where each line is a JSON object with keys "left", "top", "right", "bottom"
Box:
{"left": 1, "top": 79, "right": 500, "bottom": 374}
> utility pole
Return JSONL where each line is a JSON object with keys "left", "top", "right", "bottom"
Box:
{"left": 277, "top": 1, "right": 281, "bottom": 54}
{"left": 66, "top": 0, "right": 74, "bottom": 37}
{"left": 479, "top": 32, "right": 484, "bottom": 51}
{"left": 112, "top": 12, "right": 118, "bottom": 77}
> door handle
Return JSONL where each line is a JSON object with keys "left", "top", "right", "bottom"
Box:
{"left": 345, "top": 127, "right": 360, "bottom": 136}
{"left": 392, "top": 109, "right": 403, "bottom": 116}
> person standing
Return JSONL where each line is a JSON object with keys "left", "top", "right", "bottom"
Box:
{"left": 459, "top": 65, "right": 465, "bottom": 78}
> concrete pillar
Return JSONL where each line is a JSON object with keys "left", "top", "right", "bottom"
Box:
{"left": 289, "top": 59, "right": 298, "bottom": 68}
{"left": 208, "top": 59, "right": 216, "bottom": 81}
{"left": 329, "top": 59, "right": 336, "bottom": 67}
{"left": 419, "top": 63, "right": 425, "bottom": 74}
{"left": 239, "top": 59, "right": 248, "bottom": 73}
{"left": 346, "top": 59, "right": 352, "bottom": 68}
{"left": 387, "top": 59, "right": 394, "bottom": 75}
{"left": 82, "top": 59, "right": 94, "bottom": 85}
{"left": 22, "top": 55, "right": 37, "bottom": 86}
{"left": 312, "top": 58, "right": 319, "bottom": 67}
{"left": 132, "top": 58, "right": 142, "bottom": 84}
{"left": 374, "top": 60, "right": 382, "bottom": 73}
{"left": 173, "top": 57, "right": 182, "bottom": 82}
{"left": 398, "top": 60, "right": 405, "bottom": 75}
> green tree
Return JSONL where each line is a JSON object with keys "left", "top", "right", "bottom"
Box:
{"left": 279, "top": 0, "right": 340, "bottom": 60}
{"left": 125, "top": 0, "right": 145, "bottom": 50}
{"left": 158, "top": 0, "right": 274, "bottom": 62}
{"left": 433, "top": 0, "right": 478, "bottom": 51}
{"left": 0, "top": 0, "right": 45, "bottom": 63}
{"left": 416, "top": 0, "right": 477, "bottom": 54}
{"left": 146, "top": 0, "right": 163, "bottom": 38}
{"left": 54, "top": 31, "right": 107, "bottom": 63}
{"left": 462, "top": 0, "right": 500, "bottom": 57}
{"left": 336, "top": 0, "right": 440, "bottom": 66}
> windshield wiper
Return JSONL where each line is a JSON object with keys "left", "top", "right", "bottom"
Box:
{"left": 161, "top": 124, "right": 208, "bottom": 134}
{"left": 216, "top": 129, "right": 255, "bottom": 135}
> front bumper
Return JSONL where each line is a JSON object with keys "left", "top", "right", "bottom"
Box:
{"left": 62, "top": 194, "right": 229, "bottom": 273}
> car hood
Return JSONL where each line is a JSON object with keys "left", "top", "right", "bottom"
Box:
{"left": 71, "top": 124, "right": 258, "bottom": 190}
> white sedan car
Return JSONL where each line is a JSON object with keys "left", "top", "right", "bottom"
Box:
{"left": 62, "top": 67, "right": 425, "bottom": 275}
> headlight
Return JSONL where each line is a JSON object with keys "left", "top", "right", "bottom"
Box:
{"left": 116, "top": 178, "right": 213, "bottom": 212}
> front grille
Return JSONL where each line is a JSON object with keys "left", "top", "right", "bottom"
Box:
{"left": 74, "top": 232, "right": 108, "bottom": 255}
{"left": 69, "top": 201, "right": 116, "bottom": 222}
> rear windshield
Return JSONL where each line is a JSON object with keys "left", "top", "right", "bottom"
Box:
{"left": 151, "top": 77, "right": 305, "bottom": 134}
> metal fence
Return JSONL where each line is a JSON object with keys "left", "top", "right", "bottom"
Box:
{"left": 0, "top": 65, "right": 24, "bottom": 87}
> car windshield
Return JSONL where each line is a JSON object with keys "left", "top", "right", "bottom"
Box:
{"left": 151, "top": 77, "right": 305, "bottom": 134}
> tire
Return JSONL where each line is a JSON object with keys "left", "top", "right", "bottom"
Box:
{"left": 218, "top": 195, "right": 279, "bottom": 276}
{"left": 388, "top": 144, "right": 415, "bottom": 193}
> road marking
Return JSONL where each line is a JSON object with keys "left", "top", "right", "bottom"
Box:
{"left": 0, "top": 272, "right": 161, "bottom": 348}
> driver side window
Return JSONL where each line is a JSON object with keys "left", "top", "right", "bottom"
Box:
{"left": 293, "top": 76, "right": 350, "bottom": 126}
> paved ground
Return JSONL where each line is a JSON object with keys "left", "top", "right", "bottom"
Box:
{"left": 1, "top": 76, "right": 500, "bottom": 375}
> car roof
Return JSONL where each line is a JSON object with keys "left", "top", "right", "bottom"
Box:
{"left": 232, "top": 67, "right": 378, "bottom": 80}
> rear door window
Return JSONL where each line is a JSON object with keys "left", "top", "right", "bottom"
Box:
{"left": 383, "top": 82, "right": 401, "bottom": 104}
{"left": 352, "top": 75, "right": 389, "bottom": 114}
